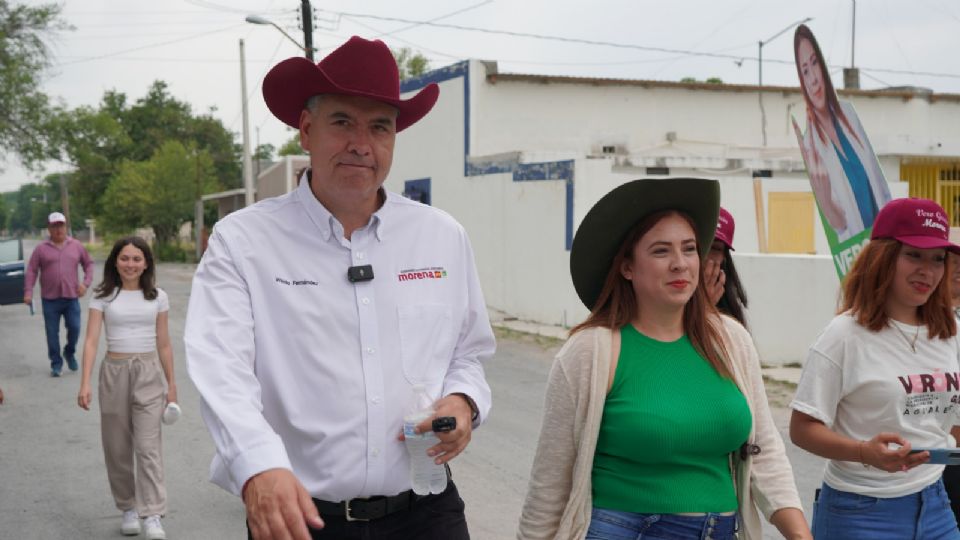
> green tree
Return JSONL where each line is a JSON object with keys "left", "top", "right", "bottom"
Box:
{"left": 0, "top": 194, "right": 8, "bottom": 232}
{"left": 8, "top": 181, "right": 53, "bottom": 233}
{"left": 0, "top": 1, "right": 70, "bottom": 169}
{"left": 278, "top": 133, "right": 305, "bottom": 156}
{"left": 188, "top": 108, "right": 241, "bottom": 190}
{"left": 101, "top": 141, "right": 217, "bottom": 249}
{"left": 51, "top": 82, "right": 238, "bottom": 224}
{"left": 50, "top": 102, "right": 132, "bottom": 219}
{"left": 392, "top": 47, "right": 430, "bottom": 80}
{"left": 254, "top": 142, "right": 275, "bottom": 162}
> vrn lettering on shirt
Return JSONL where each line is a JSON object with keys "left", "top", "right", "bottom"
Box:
{"left": 898, "top": 371, "right": 960, "bottom": 394}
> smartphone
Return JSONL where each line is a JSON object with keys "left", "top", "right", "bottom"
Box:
{"left": 909, "top": 448, "right": 960, "bottom": 465}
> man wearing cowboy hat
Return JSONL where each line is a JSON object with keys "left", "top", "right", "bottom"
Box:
{"left": 185, "top": 36, "right": 494, "bottom": 540}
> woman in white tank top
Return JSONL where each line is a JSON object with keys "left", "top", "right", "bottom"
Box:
{"left": 77, "top": 236, "right": 177, "bottom": 540}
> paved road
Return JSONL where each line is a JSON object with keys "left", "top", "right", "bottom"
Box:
{"left": 0, "top": 248, "right": 824, "bottom": 539}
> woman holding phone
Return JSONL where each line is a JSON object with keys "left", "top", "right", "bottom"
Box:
{"left": 790, "top": 198, "right": 960, "bottom": 539}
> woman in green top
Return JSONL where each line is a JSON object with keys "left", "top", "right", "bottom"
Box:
{"left": 517, "top": 178, "right": 810, "bottom": 540}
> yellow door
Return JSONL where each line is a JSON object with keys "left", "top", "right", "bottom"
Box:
{"left": 768, "top": 192, "right": 815, "bottom": 254}
{"left": 901, "top": 160, "right": 960, "bottom": 226}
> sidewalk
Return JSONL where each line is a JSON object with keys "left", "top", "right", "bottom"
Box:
{"left": 489, "top": 310, "right": 803, "bottom": 387}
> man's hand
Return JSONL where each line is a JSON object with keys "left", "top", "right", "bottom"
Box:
{"left": 23, "top": 294, "right": 31, "bottom": 306}
{"left": 414, "top": 394, "right": 475, "bottom": 465}
{"left": 244, "top": 469, "right": 324, "bottom": 540}
{"left": 77, "top": 284, "right": 87, "bottom": 297}
{"left": 703, "top": 258, "right": 725, "bottom": 306}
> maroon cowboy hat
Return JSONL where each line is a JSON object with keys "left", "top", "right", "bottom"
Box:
{"left": 263, "top": 36, "right": 439, "bottom": 132}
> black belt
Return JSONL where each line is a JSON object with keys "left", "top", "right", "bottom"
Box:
{"left": 316, "top": 466, "right": 453, "bottom": 522}
{"left": 314, "top": 489, "right": 423, "bottom": 522}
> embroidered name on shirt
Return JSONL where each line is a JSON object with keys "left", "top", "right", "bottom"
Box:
{"left": 275, "top": 277, "right": 318, "bottom": 286}
{"left": 397, "top": 267, "right": 447, "bottom": 282}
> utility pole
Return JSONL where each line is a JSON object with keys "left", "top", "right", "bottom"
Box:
{"left": 843, "top": 0, "right": 860, "bottom": 89}
{"left": 240, "top": 39, "right": 254, "bottom": 207}
{"left": 195, "top": 151, "right": 203, "bottom": 261}
{"left": 301, "top": 0, "right": 314, "bottom": 61}
{"left": 59, "top": 174, "right": 71, "bottom": 234}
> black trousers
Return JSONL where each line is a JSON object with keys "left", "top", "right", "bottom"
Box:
{"left": 944, "top": 464, "right": 960, "bottom": 528}
{"left": 247, "top": 480, "right": 470, "bottom": 540}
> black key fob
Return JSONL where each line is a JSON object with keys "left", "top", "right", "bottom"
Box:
{"left": 432, "top": 416, "right": 456, "bottom": 433}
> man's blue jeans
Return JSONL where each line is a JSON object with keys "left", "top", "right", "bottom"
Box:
{"left": 41, "top": 298, "right": 80, "bottom": 372}
{"left": 812, "top": 479, "right": 960, "bottom": 540}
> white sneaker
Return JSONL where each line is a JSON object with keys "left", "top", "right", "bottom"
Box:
{"left": 121, "top": 509, "right": 140, "bottom": 536}
{"left": 144, "top": 515, "right": 166, "bottom": 540}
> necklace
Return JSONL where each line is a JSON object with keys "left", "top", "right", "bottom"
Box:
{"left": 889, "top": 320, "right": 920, "bottom": 353}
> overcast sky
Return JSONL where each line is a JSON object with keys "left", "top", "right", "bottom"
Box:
{"left": 2, "top": 0, "right": 958, "bottom": 192}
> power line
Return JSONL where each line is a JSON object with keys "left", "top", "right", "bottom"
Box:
{"left": 54, "top": 56, "right": 284, "bottom": 63}
{"left": 52, "top": 24, "right": 247, "bottom": 67}
{"left": 323, "top": 8, "right": 960, "bottom": 80}
{"left": 372, "top": 1, "right": 493, "bottom": 39}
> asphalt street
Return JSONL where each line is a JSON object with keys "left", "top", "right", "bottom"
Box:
{"left": 0, "top": 242, "right": 825, "bottom": 539}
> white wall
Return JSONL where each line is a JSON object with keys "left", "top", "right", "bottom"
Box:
{"left": 735, "top": 253, "right": 839, "bottom": 364}
{"left": 386, "top": 60, "right": 960, "bottom": 366}
{"left": 474, "top": 72, "right": 960, "bottom": 160}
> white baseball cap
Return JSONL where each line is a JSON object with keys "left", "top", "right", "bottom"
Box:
{"left": 47, "top": 212, "right": 66, "bottom": 224}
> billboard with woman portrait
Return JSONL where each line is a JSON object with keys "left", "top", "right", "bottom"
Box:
{"left": 791, "top": 24, "right": 891, "bottom": 278}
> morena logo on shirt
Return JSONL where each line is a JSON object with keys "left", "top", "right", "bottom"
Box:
{"left": 397, "top": 267, "right": 447, "bottom": 282}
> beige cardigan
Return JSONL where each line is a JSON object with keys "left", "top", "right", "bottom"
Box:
{"left": 516, "top": 316, "right": 803, "bottom": 540}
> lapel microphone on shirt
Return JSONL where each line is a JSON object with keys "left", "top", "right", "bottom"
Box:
{"left": 347, "top": 265, "right": 375, "bottom": 283}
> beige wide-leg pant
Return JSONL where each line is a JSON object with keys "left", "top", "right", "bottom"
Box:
{"left": 98, "top": 351, "right": 167, "bottom": 517}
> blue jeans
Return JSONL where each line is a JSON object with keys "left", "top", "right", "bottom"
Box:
{"left": 41, "top": 298, "right": 80, "bottom": 371}
{"left": 812, "top": 480, "right": 960, "bottom": 540}
{"left": 586, "top": 507, "right": 737, "bottom": 540}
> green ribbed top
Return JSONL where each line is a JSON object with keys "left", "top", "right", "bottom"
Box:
{"left": 591, "top": 324, "right": 751, "bottom": 513}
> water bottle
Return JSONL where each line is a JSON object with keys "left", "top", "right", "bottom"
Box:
{"left": 403, "top": 385, "right": 448, "bottom": 495}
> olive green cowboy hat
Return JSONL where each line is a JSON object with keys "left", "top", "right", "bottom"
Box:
{"left": 570, "top": 178, "right": 721, "bottom": 310}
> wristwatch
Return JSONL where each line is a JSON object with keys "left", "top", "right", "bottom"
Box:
{"left": 453, "top": 392, "right": 479, "bottom": 421}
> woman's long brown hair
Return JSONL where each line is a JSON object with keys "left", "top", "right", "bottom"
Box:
{"left": 841, "top": 238, "right": 956, "bottom": 338}
{"left": 571, "top": 210, "right": 733, "bottom": 379}
{"left": 794, "top": 25, "right": 863, "bottom": 149}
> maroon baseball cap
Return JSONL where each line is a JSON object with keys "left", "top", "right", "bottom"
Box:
{"left": 714, "top": 207, "right": 735, "bottom": 250}
{"left": 870, "top": 198, "right": 960, "bottom": 254}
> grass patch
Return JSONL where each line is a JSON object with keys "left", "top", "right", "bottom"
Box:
{"left": 762, "top": 375, "right": 798, "bottom": 408}
{"left": 493, "top": 325, "right": 565, "bottom": 349}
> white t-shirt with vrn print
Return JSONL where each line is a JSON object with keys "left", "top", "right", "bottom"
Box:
{"left": 792, "top": 312, "right": 960, "bottom": 498}
{"left": 89, "top": 288, "right": 169, "bottom": 353}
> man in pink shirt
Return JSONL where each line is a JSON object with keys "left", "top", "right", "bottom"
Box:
{"left": 24, "top": 212, "right": 95, "bottom": 377}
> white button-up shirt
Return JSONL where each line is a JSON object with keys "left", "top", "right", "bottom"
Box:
{"left": 185, "top": 177, "right": 495, "bottom": 501}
